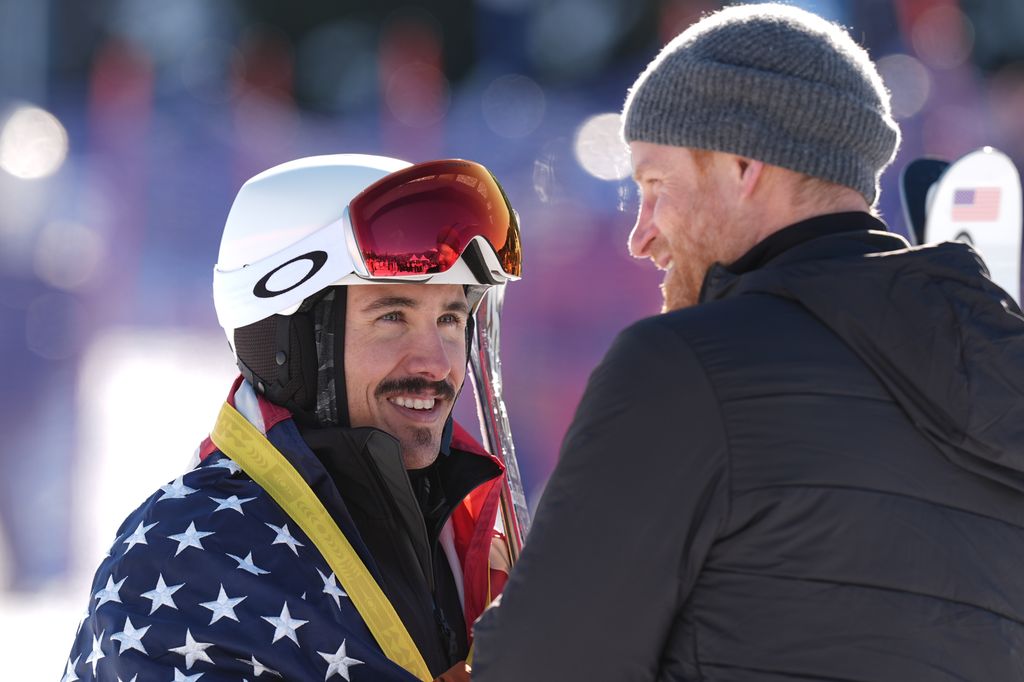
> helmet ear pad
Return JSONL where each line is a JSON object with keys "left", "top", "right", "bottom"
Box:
{"left": 233, "top": 308, "right": 319, "bottom": 416}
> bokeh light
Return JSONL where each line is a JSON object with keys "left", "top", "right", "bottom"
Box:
{"left": 574, "top": 112, "right": 631, "bottom": 180}
{"left": 0, "top": 105, "right": 69, "bottom": 180}
{"left": 527, "top": 0, "right": 617, "bottom": 79}
{"left": 295, "top": 21, "right": 377, "bottom": 113}
{"left": 385, "top": 63, "right": 451, "bottom": 128}
{"left": 481, "top": 74, "right": 546, "bottom": 138}
{"left": 877, "top": 54, "right": 932, "bottom": 119}
{"left": 911, "top": 5, "right": 975, "bottom": 71}
{"left": 33, "top": 221, "right": 105, "bottom": 292}
{"left": 109, "top": 0, "right": 221, "bottom": 68}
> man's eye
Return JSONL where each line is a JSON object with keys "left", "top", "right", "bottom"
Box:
{"left": 439, "top": 313, "right": 464, "bottom": 326}
{"left": 379, "top": 311, "right": 403, "bottom": 322}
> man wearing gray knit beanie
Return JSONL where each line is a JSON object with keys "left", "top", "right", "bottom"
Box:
{"left": 621, "top": 2, "right": 901, "bottom": 310}
{"left": 474, "top": 4, "right": 1024, "bottom": 681}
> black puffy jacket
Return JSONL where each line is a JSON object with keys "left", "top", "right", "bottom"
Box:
{"left": 473, "top": 212, "right": 1024, "bottom": 681}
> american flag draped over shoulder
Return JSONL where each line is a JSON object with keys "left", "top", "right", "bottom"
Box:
{"left": 63, "top": 452, "right": 419, "bottom": 682}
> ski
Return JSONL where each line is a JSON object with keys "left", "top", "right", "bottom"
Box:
{"left": 901, "top": 146, "right": 1022, "bottom": 304}
{"left": 900, "top": 157, "right": 949, "bottom": 246}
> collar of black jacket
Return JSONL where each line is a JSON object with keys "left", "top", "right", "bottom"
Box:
{"left": 298, "top": 423, "right": 500, "bottom": 582}
{"left": 700, "top": 211, "right": 901, "bottom": 303}
{"left": 727, "top": 211, "right": 887, "bottom": 274}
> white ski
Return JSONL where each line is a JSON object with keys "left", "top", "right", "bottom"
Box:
{"left": 922, "top": 146, "right": 1022, "bottom": 304}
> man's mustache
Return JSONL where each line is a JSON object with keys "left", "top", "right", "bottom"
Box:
{"left": 375, "top": 376, "right": 456, "bottom": 401}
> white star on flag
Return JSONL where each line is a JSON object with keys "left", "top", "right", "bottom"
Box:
{"left": 236, "top": 655, "right": 282, "bottom": 678}
{"left": 122, "top": 521, "right": 157, "bottom": 553}
{"left": 210, "top": 457, "right": 241, "bottom": 474}
{"left": 173, "top": 668, "right": 204, "bottom": 681}
{"left": 168, "top": 521, "right": 215, "bottom": 556}
{"left": 86, "top": 630, "right": 106, "bottom": 675}
{"left": 75, "top": 608, "right": 88, "bottom": 636}
{"left": 317, "top": 569, "right": 348, "bottom": 609}
{"left": 265, "top": 522, "right": 304, "bottom": 555}
{"left": 318, "top": 639, "right": 364, "bottom": 680}
{"left": 61, "top": 655, "right": 80, "bottom": 682}
{"left": 140, "top": 573, "right": 184, "bottom": 614}
{"left": 93, "top": 575, "right": 127, "bottom": 609}
{"left": 169, "top": 629, "right": 215, "bottom": 669}
{"left": 111, "top": 615, "right": 150, "bottom": 655}
{"left": 200, "top": 584, "right": 246, "bottom": 624}
{"left": 117, "top": 675, "right": 138, "bottom": 682}
{"left": 158, "top": 476, "right": 198, "bottom": 501}
{"left": 262, "top": 602, "right": 308, "bottom": 646}
{"left": 210, "top": 494, "right": 257, "bottom": 514}
{"left": 228, "top": 551, "right": 270, "bottom": 575}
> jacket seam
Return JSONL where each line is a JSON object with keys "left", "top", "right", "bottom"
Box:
{"left": 720, "top": 390, "right": 892, "bottom": 404}
{"left": 697, "top": 661, "right": 877, "bottom": 682}
{"left": 941, "top": 280, "right": 973, "bottom": 449}
{"left": 659, "top": 320, "right": 734, "bottom": 682}
{"left": 706, "top": 566, "right": 1024, "bottom": 626}
{"left": 734, "top": 482, "right": 1024, "bottom": 532}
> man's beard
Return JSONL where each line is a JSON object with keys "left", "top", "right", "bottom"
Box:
{"left": 401, "top": 423, "right": 444, "bottom": 470}
{"left": 660, "top": 257, "right": 707, "bottom": 312}
{"left": 660, "top": 177, "right": 730, "bottom": 312}
{"left": 411, "top": 426, "right": 433, "bottom": 448}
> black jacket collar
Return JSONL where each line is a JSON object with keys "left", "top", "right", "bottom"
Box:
{"left": 298, "top": 423, "right": 500, "bottom": 584}
{"left": 726, "top": 211, "right": 888, "bottom": 275}
{"left": 701, "top": 212, "right": 896, "bottom": 303}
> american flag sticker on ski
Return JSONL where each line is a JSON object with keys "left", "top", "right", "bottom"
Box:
{"left": 952, "top": 187, "right": 1001, "bottom": 222}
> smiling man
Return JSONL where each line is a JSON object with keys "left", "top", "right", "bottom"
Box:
{"left": 64, "top": 155, "right": 522, "bottom": 682}
{"left": 344, "top": 285, "right": 469, "bottom": 470}
{"left": 474, "top": 4, "right": 1024, "bottom": 681}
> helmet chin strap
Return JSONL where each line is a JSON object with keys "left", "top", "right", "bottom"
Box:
{"left": 311, "top": 288, "right": 349, "bottom": 427}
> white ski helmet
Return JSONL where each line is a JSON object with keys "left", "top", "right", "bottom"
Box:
{"left": 212, "top": 153, "right": 521, "bottom": 425}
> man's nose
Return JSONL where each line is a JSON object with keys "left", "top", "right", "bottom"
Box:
{"left": 628, "top": 201, "right": 657, "bottom": 258}
{"left": 406, "top": 329, "right": 454, "bottom": 381}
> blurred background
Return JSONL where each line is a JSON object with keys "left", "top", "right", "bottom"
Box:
{"left": 1, "top": 0, "right": 1022, "bottom": 675}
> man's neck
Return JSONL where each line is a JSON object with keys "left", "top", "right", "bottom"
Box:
{"left": 726, "top": 211, "right": 885, "bottom": 275}
{"left": 744, "top": 179, "right": 871, "bottom": 248}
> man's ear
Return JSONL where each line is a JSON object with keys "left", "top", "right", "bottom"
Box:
{"left": 734, "top": 156, "right": 766, "bottom": 200}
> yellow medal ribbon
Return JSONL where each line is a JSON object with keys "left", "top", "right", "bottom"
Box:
{"left": 210, "top": 401, "right": 433, "bottom": 682}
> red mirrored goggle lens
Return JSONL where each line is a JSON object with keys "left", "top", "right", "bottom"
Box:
{"left": 349, "top": 159, "right": 522, "bottom": 279}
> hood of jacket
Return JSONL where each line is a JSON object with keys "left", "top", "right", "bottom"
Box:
{"left": 702, "top": 219, "right": 1024, "bottom": 491}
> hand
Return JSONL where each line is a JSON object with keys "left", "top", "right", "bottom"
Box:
{"left": 433, "top": 660, "right": 471, "bottom": 682}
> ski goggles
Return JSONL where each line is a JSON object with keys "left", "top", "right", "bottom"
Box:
{"left": 349, "top": 158, "right": 522, "bottom": 281}
{"left": 214, "top": 158, "right": 521, "bottom": 331}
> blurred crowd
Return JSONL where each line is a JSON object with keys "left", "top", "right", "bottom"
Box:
{"left": 0, "top": 1, "right": 1022, "bottom": 670}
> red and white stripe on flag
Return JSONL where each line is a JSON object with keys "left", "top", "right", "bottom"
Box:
{"left": 952, "top": 187, "right": 1001, "bottom": 222}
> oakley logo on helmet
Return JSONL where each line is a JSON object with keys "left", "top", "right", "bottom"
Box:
{"left": 253, "top": 251, "right": 328, "bottom": 299}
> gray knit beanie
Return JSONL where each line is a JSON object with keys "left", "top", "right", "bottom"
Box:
{"left": 622, "top": 3, "right": 900, "bottom": 204}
